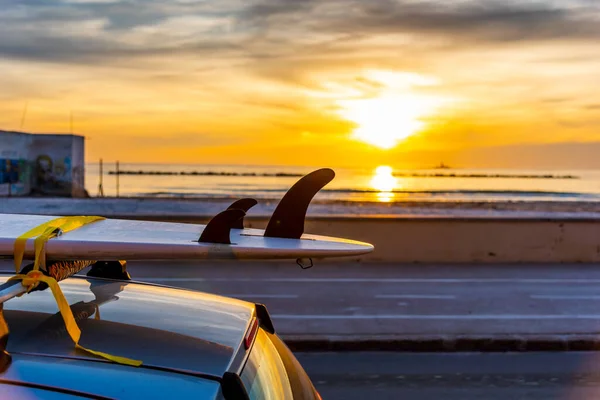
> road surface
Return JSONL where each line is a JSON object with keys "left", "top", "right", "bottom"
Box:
{"left": 298, "top": 352, "right": 600, "bottom": 399}
{"left": 126, "top": 261, "right": 600, "bottom": 339}
{"left": 3, "top": 261, "right": 600, "bottom": 340}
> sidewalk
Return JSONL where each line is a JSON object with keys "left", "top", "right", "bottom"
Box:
{"left": 4, "top": 196, "right": 600, "bottom": 219}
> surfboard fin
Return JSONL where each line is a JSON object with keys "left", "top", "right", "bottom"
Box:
{"left": 87, "top": 260, "right": 131, "bottom": 281}
{"left": 199, "top": 209, "right": 246, "bottom": 244}
{"left": 227, "top": 198, "right": 258, "bottom": 229}
{"left": 264, "top": 168, "right": 335, "bottom": 239}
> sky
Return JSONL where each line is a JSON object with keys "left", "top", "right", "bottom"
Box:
{"left": 0, "top": 0, "right": 599, "bottom": 169}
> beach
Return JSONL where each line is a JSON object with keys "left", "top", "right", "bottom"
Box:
{"left": 5, "top": 196, "right": 600, "bottom": 219}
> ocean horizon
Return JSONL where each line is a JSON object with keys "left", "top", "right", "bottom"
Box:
{"left": 84, "top": 163, "right": 600, "bottom": 203}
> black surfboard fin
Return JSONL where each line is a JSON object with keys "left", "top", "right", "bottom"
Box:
{"left": 227, "top": 198, "right": 258, "bottom": 229}
{"left": 264, "top": 168, "right": 335, "bottom": 239}
{"left": 88, "top": 260, "right": 131, "bottom": 281}
{"left": 199, "top": 209, "right": 246, "bottom": 244}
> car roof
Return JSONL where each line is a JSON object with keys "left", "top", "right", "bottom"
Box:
{"left": 0, "top": 273, "right": 255, "bottom": 379}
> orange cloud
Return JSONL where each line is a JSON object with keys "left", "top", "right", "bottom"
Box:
{"left": 0, "top": 0, "right": 599, "bottom": 168}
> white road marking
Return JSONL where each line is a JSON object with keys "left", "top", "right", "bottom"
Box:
{"left": 220, "top": 294, "right": 298, "bottom": 299}
{"left": 135, "top": 278, "right": 208, "bottom": 282}
{"left": 271, "top": 314, "right": 600, "bottom": 320}
{"left": 136, "top": 277, "right": 600, "bottom": 284}
{"left": 531, "top": 295, "right": 600, "bottom": 300}
{"left": 376, "top": 294, "right": 456, "bottom": 300}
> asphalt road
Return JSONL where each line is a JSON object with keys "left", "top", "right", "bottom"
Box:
{"left": 297, "top": 352, "right": 600, "bottom": 399}
{"left": 124, "top": 261, "right": 600, "bottom": 339}
{"left": 4, "top": 260, "right": 600, "bottom": 339}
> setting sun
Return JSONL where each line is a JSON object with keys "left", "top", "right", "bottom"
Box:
{"left": 337, "top": 95, "right": 425, "bottom": 149}
{"left": 334, "top": 71, "right": 450, "bottom": 149}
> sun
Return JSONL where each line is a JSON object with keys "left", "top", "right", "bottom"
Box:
{"left": 332, "top": 70, "right": 449, "bottom": 149}
{"left": 337, "top": 95, "right": 430, "bottom": 149}
{"left": 370, "top": 165, "right": 398, "bottom": 202}
{"left": 371, "top": 165, "right": 396, "bottom": 192}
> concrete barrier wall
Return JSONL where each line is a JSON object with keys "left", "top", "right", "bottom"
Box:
{"left": 304, "top": 218, "right": 600, "bottom": 263}
{"left": 128, "top": 215, "right": 600, "bottom": 263}
{"left": 0, "top": 131, "right": 85, "bottom": 197}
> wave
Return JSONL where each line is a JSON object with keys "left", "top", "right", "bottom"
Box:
{"left": 138, "top": 188, "right": 600, "bottom": 200}
{"left": 321, "top": 188, "right": 598, "bottom": 198}
{"left": 392, "top": 173, "right": 579, "bottom": 179}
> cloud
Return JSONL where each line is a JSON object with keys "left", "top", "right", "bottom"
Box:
{"left": 0, "top": 0, "right": 246, "bottom": 64}
{"left": 1, "top": 0, "right": 599, "bottom": 168}
{"left": 243, "top": 0, "right": 600, "bottom": 43}
{"left": 0, "top": 0, "right": 598, "bottom": 67}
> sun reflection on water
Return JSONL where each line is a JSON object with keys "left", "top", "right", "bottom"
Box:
{"left": 370, "top": 166, "right": 398, "bottom": 202}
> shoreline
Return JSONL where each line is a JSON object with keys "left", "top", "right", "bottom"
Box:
{"left": 3, "top": 196, "right": 600, "bottom": 219}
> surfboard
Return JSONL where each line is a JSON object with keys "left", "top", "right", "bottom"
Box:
{"left": 0, "top": 168, "right": 374, "bottom": 370}
{"left": 0, "top": 213, "right": 373, "bottom": 261}
{"left": 0, "top": 169, "right": 374, "bottom": 262}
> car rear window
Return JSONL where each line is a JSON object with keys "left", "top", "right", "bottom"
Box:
{"left": 240, "top": 329, "right": 293, "bottom": 400}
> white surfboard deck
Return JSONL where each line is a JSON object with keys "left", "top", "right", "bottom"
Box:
{"left": 0, "top": 214, "right": 373, "bottom": 261}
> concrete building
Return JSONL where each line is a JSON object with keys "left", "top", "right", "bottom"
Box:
{"left": 0, "top": 130, "right": 86, "bottom": 197}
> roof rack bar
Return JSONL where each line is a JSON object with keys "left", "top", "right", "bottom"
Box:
{"left": 0, "top": 260, "right": 96, "bottom": 306}
{"left": 0, "top": 281, "right": 27, "bottom": 305}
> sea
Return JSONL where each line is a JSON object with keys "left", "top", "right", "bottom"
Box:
{"left": 84, "top": 163, "right": 600, "bottom": 204}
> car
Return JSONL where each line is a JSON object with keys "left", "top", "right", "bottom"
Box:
{"left": 0, "top": 261, "right": 321, "bottom": 400}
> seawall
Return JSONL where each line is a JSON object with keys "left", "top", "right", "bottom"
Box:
{"left": 2, "top": 197, "right": 600, "bottom": 263}
{"left": 121, "top": 215, "right": 600, "bottom": 264}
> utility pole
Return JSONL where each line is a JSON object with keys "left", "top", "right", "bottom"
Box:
{"left": 97, "top": 159, "right": 105, "bottom": 197}
{"left": 116, "top": 160, "right": 120, "bottom": 198}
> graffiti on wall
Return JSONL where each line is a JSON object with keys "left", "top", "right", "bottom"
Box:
{"left": 0, "top": 158, "right": 30, "bottom": 196}
{"left": 34, "top": 155, "right": 74, "bottom": 195}
{"left": 0, "top": 159, "right": 29, "bottom": 184}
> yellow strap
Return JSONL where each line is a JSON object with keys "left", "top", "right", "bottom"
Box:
{"left": 10, "top": 216, "right": 142, "bottom": 367}
{"left": 14, "top": 216, "right": 106, "bottom": 272}
{"left": 9, "top": 272, "right": 142, "bottom": 367}
{"left": 0, "top": 307, "right": 8, "bottom": 339}
{"left": 75, "top": 345, "right": 141, "bottom": 367}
